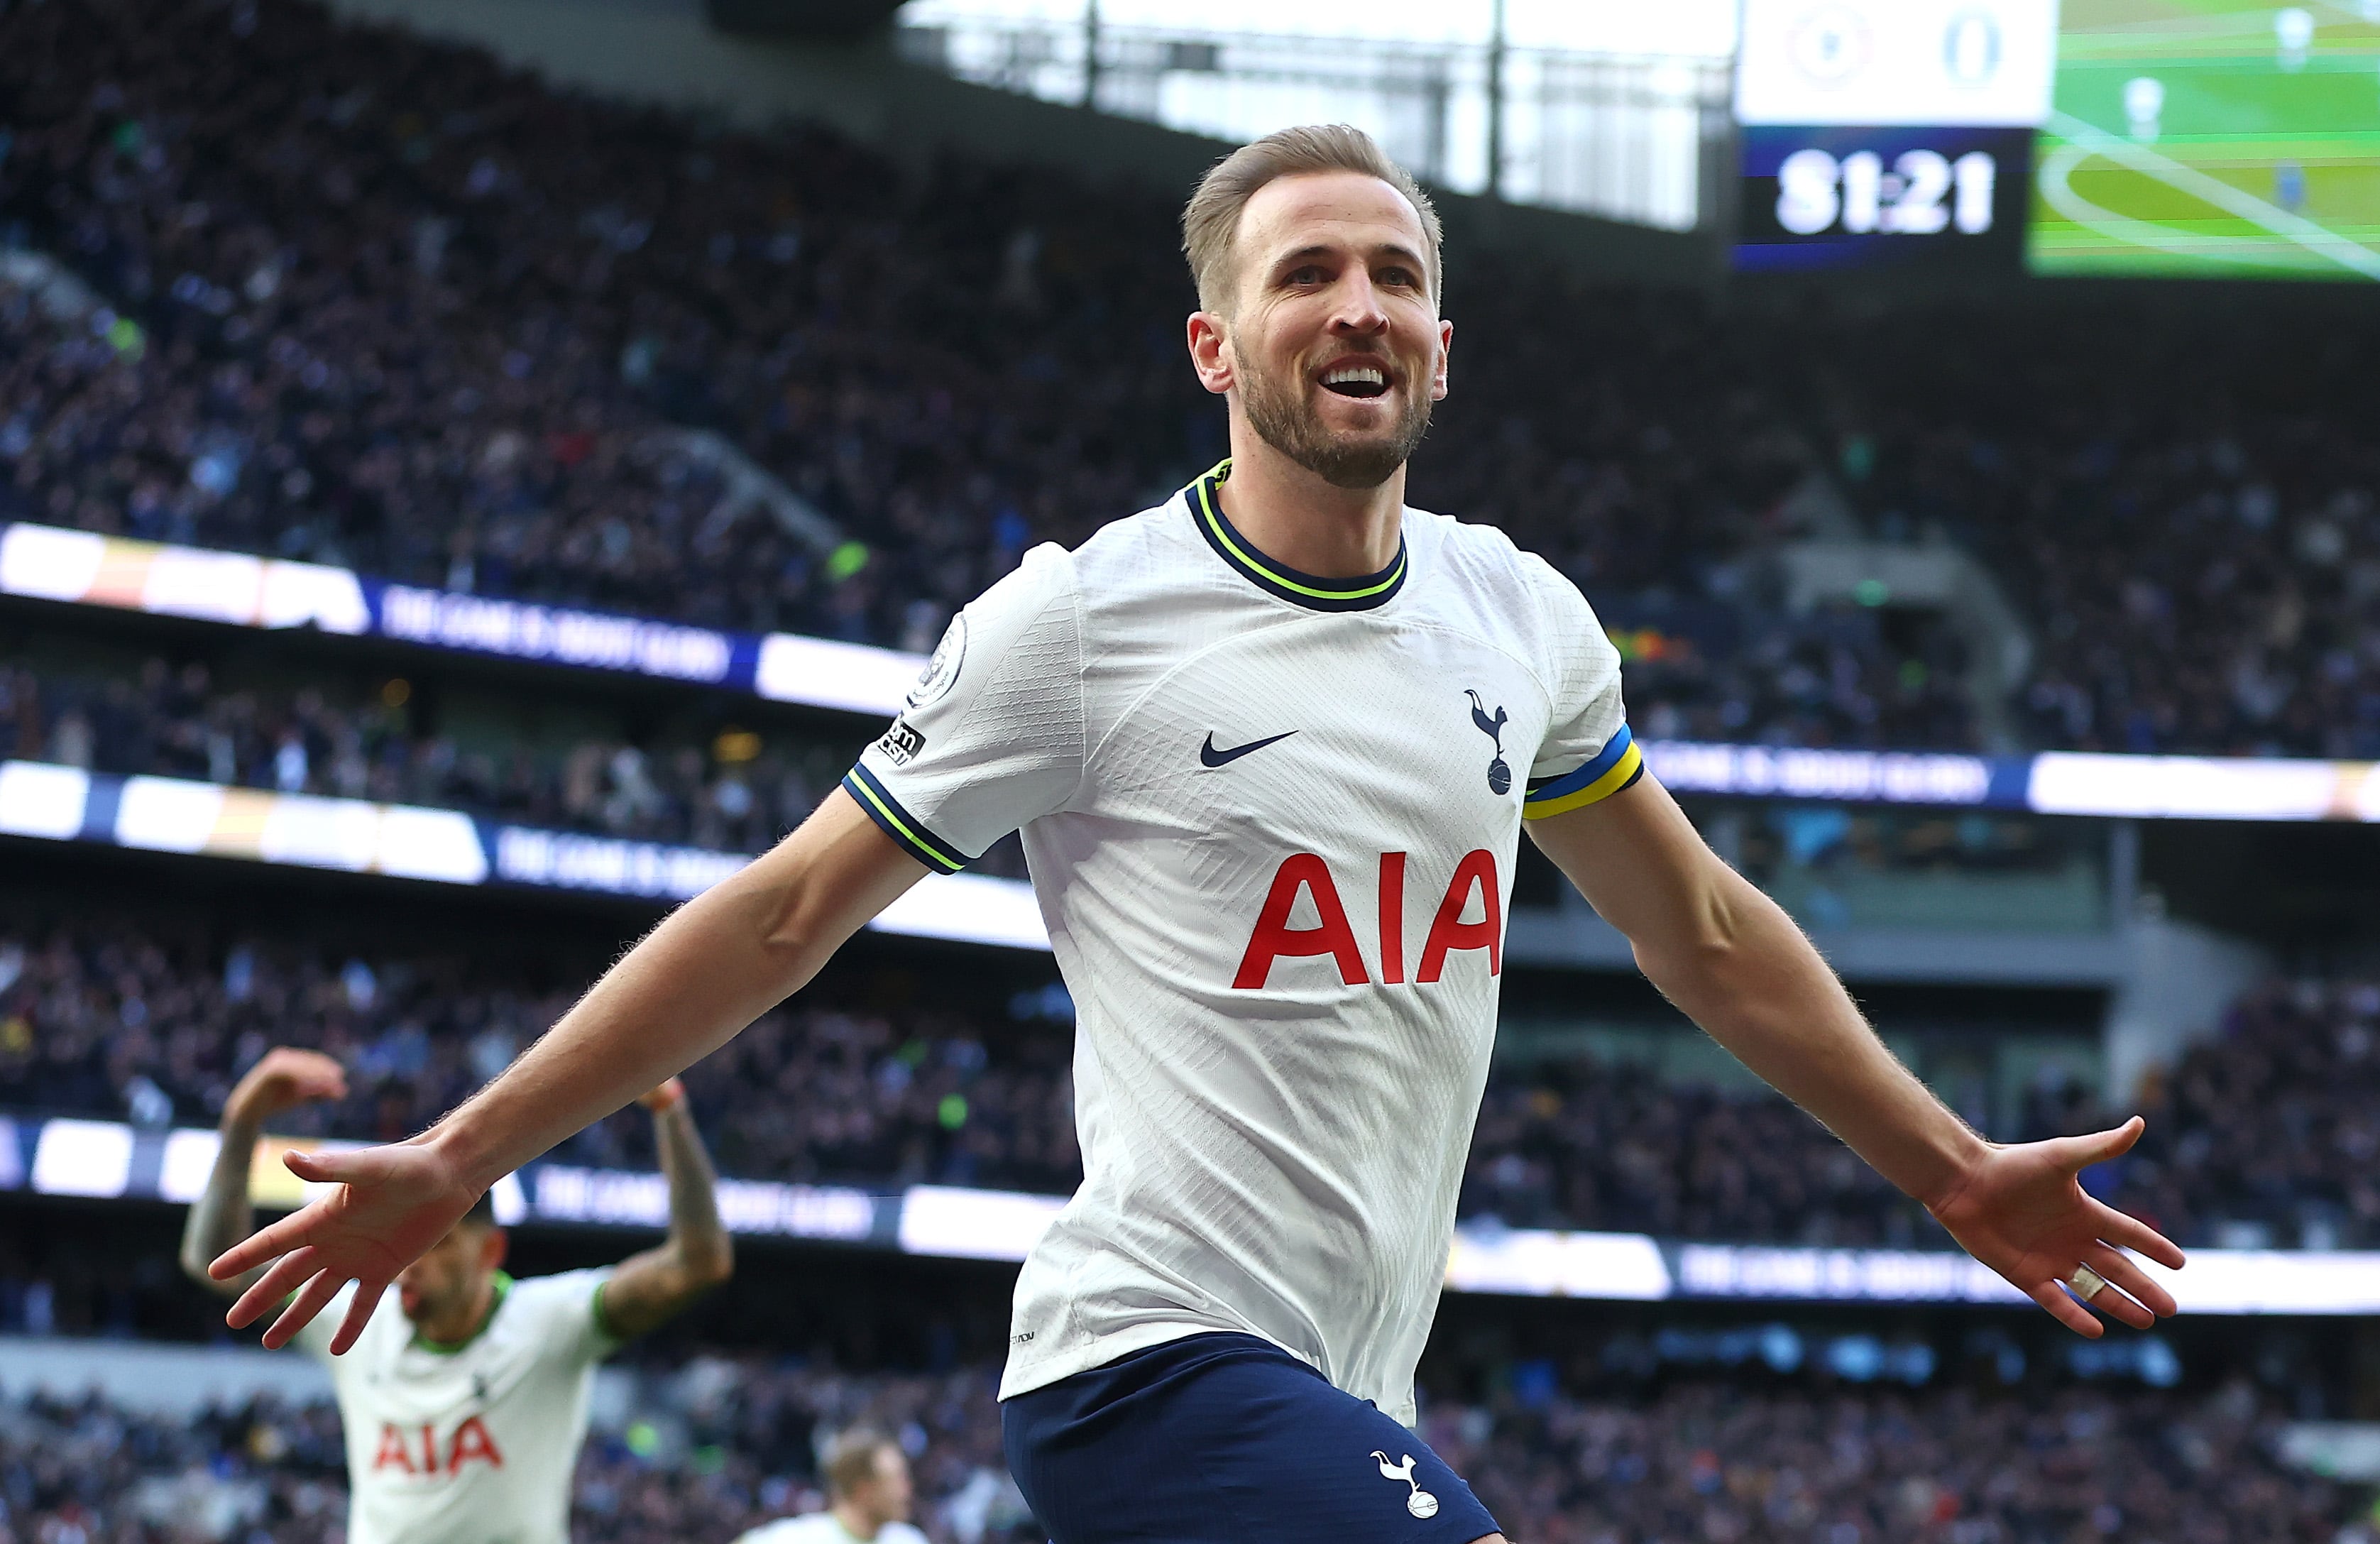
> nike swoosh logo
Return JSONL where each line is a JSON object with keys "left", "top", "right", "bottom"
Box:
{"left": 1200, "top": 730, "right": 1298, "bottom": 768}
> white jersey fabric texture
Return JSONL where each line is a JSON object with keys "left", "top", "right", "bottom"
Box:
{"left": 295, "top": 1268, "right": 619, "bottom": 1544}
{"left": 734, "top": 1514, "right": 931, "bottom": 1544}
{"left": 844, "top": 461, "right": 1638, "bottom": 1425}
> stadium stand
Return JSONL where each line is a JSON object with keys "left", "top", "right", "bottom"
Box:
{"left": 11, "top": 3, "right": 2379, "bottom": 755}
{"left": 1, "top": 0, "right": 1970, "bottom": 752}
{"left": 0, "top": 649, "right": 862, "bottom": 853}
{"left": 1821, "top": 304, "right": 2380, "bottom": 759}
{"left": 2098, "top": 978, "right": 2380, "bottom": 1254}
{"left": 0, "top": 1365, "right": 2352, "bottom": 1543}
{"left": 4, "top": 911, "right": 2371, "bottom": 1248}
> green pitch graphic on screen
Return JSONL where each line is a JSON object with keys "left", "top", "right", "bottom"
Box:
{"left": 2029, "top": 0, "right": 2380, "bottom": 279}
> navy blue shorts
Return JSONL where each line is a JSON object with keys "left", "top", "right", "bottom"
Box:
{"left": 1002, "top": 1333, "right": 1500, "bottom": 1544}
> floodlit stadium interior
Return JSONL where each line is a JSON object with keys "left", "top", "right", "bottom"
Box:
{"left": 6, "top": 0, "right": 2380, "bottom": 1540}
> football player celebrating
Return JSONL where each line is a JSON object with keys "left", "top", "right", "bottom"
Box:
{"left": 182, "top": 1046, "right": 732, "bottom": 1544}
{"left": 209, "top": 126, "right": 2183, "bottom": 1544}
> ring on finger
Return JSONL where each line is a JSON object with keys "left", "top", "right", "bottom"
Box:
{"left": 2068, "top": 1264, "right": 2107, "bottom": 1302}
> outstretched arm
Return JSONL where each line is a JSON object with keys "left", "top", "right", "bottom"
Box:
{"left": 595, "top": 1078, "right": 735, "bottom": 1340}
{"left": 214, "top": 791, "right": 926, "bottom": 1350}
{"left": 178, "top": 1049, "right": 350, "bottom": 1298}
{"left": 1530, "top": 774, "right": 2184, "bottom": 1336}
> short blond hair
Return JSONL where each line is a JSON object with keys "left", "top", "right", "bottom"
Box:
{"left": 821, "top": 1428, "right": 898, "bottom": 1499}
{"left": 1181, "top": 125, "right": 1442, "bottom": 314}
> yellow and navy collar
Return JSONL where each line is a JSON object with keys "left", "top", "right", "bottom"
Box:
{"left": 1185, "top": 459, "right": 1408, "bottom": 613}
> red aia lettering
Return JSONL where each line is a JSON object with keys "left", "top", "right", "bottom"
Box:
{"left": 447, "top": 1415, "right": 505, "bottom": 1472}
{"left": 370, "top": 1418, "right": 505, "bottom": 1476}
{"left": 1234, "top": 853, "right": 1369, "bottom": 989}
{"left": 1236, "top": 851, "right": 1501, "bottom": 988}
{"left": 1377, "top": 852, "right": 1407, "bottom": 986}
{"left": 1416, "top": 848, "right": 1502, "bottom": 982}
{"left": 372, "top": 1423, "right": 415, "bottom": 1474}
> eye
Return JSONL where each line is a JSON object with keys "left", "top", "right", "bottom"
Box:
{"left": 1379, "top": 265, "right": 1420, "bottom": 289}
{"left": 1285, "top": 265, "right": 1327, "bottom": 286}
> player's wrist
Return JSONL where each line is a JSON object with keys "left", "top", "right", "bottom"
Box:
{"left": 419, "top": 1113, "right": 512, "bottom": 1197}
{"left": 219, "top": 1089, "right": 276, "bottom": 1134}
{"left": 1916, "top": 1129, "right": 1998, "bottom": 1220}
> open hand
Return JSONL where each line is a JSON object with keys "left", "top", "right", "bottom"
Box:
{"left": 209, "top": 1138, "right": 478, "bottom": 1352}
{"left": 1927, "top": 1116, "right": 2186, "bottom": 1337}
{"left": 226, "top": 1048, "right": 348, "bottom": 1124}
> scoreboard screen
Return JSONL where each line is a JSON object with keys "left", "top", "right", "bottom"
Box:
{"left": 2027, "top": 1, "right": 2380, "bottom": 280}
{"left": 1733, "top": 0, "right": 2058, "bottom": 273}
{"left": 1738, "top": 125, "right": 2032, "bottom": 271}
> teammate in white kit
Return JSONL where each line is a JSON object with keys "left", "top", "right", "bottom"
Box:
{"left": 212, "top": 126, "right": 2187, "bottom": 1542}
{"left": 181, "top": 1047, "right": 733, "bottom": 1544}
{"left": 734, "top": 1428, "right": 928, "bottom": 1544}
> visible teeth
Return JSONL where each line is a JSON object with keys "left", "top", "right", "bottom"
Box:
{"left": 1324, "top": 366, "right": 1387, "bottom": 387}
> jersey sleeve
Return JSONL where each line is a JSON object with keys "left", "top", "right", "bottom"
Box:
{"left": 841, "top": 544, "right": 1087, "bottom": 871}
{"left": 518, "top": 1267, "right": 622, "bottom": 1366}
{"left": 1520, "top": 558, "right": 1640, "bottom": 820}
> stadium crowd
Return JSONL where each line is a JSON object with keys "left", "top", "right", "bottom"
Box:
{"left": 0, "top": 921, "right": 1084, "bottom": 1196}
{"left": 0, "top": 1362, "right": 2357, "bottom": 1543}
{"left": 1, "top": 0, "right": 1980, "bottom": 753}
{"left": 4, "top": 916, "right": 2374, "bottom": 1249}
{"left": 1828, "top": 307, "right": 2380, "bottom": 760}
{"left": 6, "top": 1, "right": 2373, "bottom": 755}
{"left": 0, "top": 647, "right": 2055, "bottom": 902}
{"left": 0, "top": 652, "right": 858, "bottom": 855}
{"left": 2096, "top": 977, "right": 2380, "bottom": 1253}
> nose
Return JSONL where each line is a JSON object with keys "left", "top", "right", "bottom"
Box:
{"left": 1327, "top": 271, "right": 1389, "bottom": 336}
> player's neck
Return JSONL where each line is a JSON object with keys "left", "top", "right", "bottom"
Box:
{"left": 412, "top": 1271, "right": 502, "bottom": 1349}
{"left": 1214, "top": 437, "right": 1405, "bottom": 579}
{"left": 830, "top": 1501, "right": 884, "bottom": 1539}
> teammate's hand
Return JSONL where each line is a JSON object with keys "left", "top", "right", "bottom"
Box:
{"left": 1925, "top": 1116, "right": 2186, "bottom": 1337}
{"left": 636, "top": 1076, "right": 686, "bottom": 1113}
{"left": 226, "top": 1047, "right": 349, "bottom": 1125}
{"left": 209, "top": 1138, "right": 476, "bottom": 1353}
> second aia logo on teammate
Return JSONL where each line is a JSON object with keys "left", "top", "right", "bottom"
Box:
{"left": 373, "top": 1417, "right": 504, "bottom": 1478}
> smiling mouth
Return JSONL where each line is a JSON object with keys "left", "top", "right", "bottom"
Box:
{"left": 1320, "top": 363, "right": 1391, "bottom": 400}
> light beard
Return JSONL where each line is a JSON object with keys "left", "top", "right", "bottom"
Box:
{"left": 1238, "top": 352, "right": 1432, "bottom": 491}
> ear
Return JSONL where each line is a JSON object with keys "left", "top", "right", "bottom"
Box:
{"left": 1187, "top": 310, "right": 1234, "bottom": 398}
{"left": 482, "top": 1228, "right": 509, "bottom": 1271}
{"left": 1430, "top": 317, "right": 1453, "bottom": 403}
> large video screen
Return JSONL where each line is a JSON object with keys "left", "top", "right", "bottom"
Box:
{"left": 1733, "top": 0, "right": 2058, "bottom": 272}
{"left": 2027, "top": 1, "right": 2380, "bottom": 279}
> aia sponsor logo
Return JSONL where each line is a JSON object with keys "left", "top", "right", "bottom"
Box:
{"left": 1234, "top": 850, "right": 1501, "bottom": 989}
{"left": 372, "top": 1416, "right": 504, "bottom": 1477}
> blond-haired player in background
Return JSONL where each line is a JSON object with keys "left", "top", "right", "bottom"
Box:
{"left": 181, "top": 1046, "right": 733, "bottom": 1544}
{"left": 735, "top": 1427, "right": 928, "bottom": 1544}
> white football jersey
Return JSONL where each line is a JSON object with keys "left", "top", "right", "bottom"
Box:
{"left": 296, "top": 1269, "right": 618, "bottom": 1544}
{"left": 735, "top": 1514, "right": 930, "bottom": 1544}
{"left": 845, "top": 461, "right": 1636, "bottom": 1425}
